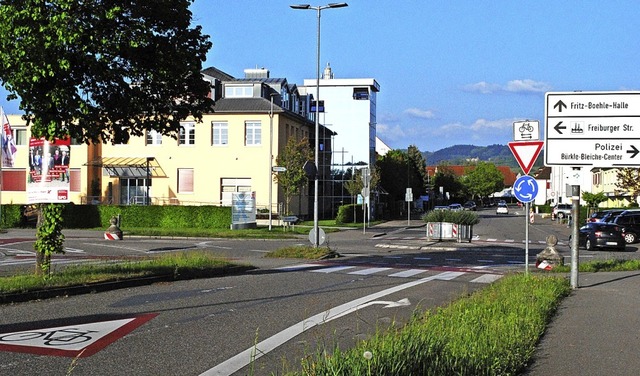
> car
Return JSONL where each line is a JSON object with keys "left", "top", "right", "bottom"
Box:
{"left": 496, "top": 203, "right": 509, "bottom": 214}
{"left": 586, "top": 211, "right": 608, "bottom": 223}
{"left": 433, "top": 205, "right": 450, "bottom": 211}
{"left": 463, "top": 201, "right": 477, "bottom": 211}
{"left": 601, "top": 210, "right": 626, "bottom": 223}
{"left": 552, "top": 204, "right": 572, "bottom": 219}
{"left": 572, "top": 222, "right": 626, "bottom": 251}
{"left": 448, "top": 203, "right": 463, "bottom": 211}
{"left": 611, "top": 211, "right": 640, "bottom": 243}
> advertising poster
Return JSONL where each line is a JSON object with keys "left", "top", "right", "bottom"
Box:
{"left": 27, "top": 137, "right": 71, "bottom": 204}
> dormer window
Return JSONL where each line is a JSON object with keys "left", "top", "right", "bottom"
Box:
{"left": 225, "top": 84, "right": 253, "bottom": 98}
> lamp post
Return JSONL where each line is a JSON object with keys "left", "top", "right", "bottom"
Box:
{"left": 290, "top": 2, "right": 347, "bottom": 247}
{"left": 269, "top": 93, "right": 275, "bottom": 231}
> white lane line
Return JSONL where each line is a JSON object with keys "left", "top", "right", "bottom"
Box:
{"left": 388, "top": 269, "right": 427, "bottom": 278}
{"left": 82, "top": 242, "right": 147, "bottom": 252}
{"left": 200, "top": 271, "right": 465, "bottom": 376}
{"left": 348, "top": 267, "right": 392, "bottom": 275}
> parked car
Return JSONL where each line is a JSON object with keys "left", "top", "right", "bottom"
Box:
{"left": 611, "top": 211, "right": 640, "bottom": 243}
{"left": 572, "top": 222, "right": 626, "bottom": 251}
{"left": 463, "top": 201, "right": 477, "bottom": 211}
{"left": 552, "top": 204, "right": 572, "bottom": 219}
{"left": 433, "top": 205, "right": 450, "bottom": 211}
{"left": 586, "top": 211, "right": 608, "bottom": 223}
{"left": 601, "top": 210, "right": 626, "bottom": 223}
{"left": 496, "top": 203, "right": 509, "bottom": 215}
{"left": 448, "top": 203, "right": 463, "bottom": 211}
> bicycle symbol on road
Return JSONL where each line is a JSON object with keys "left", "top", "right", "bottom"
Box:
{"left": 0, "top": 328, "right": 98, "bottom": 346}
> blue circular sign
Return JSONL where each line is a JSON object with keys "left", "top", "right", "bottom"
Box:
{"left": 513, "top": 175, "right": 538, "bottom": 203}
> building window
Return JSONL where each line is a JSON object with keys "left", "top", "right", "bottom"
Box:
{"left": 245, "top": 121, "right": 261, "bottom": 146}
{"left": 178, "top": 168, "right": 194, "bottom": 193}
{"left": 12, "top": 128, "right": 27, "bottom": 146}
{"left": 146, "top": 130, "right": 162, "bottom": 145}
{"left": 179, "top": 122, "right": 195, "bottom": 145}
{"left": 224, "top": 85, "right": 253, "bottom": 98}
{"left": 353, "top": 87, "right": 369, "bottom": 100}
{"left": 212, "top": 121, "right": 228, "bottom": 146}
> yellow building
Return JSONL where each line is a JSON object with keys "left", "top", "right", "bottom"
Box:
{"left": 0, "top": 67, "right": 334, "bottom": 221}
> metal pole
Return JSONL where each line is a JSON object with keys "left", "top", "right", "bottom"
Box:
{"left": 525, "top": 201, "right": 530, "bottom": 274}
{"left": 570, "top": 185, "right": 580, "bottom": 289}
{"left": 269, "top": 95, "right": 274, "bottom": 231}
{"left": 313, "top": 6, "right": 321, "bottom": 247}
{"left": 290, "top": 3, "right": 348, "bottom": 247}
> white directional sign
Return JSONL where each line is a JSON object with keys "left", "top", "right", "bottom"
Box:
{"left": 513, "top": 120, "right": 539, "bottom": 141}
{"left": 545, "top": 91, "right": 640, "bottom": 167}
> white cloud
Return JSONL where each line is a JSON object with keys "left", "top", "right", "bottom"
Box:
{"left": 464, "top": 79, "right": 551, "bottom": 94}
{"left": 504, "top": 79, "right": 551, "bottom": 93}
{"left": 404, "top": 107, "right": 436, "bottom": 119}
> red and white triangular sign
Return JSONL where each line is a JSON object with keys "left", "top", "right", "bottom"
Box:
{"left": 508, "top": 141, "right": 544, "bottom": 175}
{"left": 0, "top": 313, "right": 156, "bottom": 358}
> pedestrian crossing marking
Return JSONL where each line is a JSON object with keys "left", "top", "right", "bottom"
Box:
{"left": 276, "top": 264, "right": 502, "bottom": 283}
{"left": 348, "top": 267, "right": 392, "bottom": 275}
{"left": 388, "top": 269, "right": 428, "bottom": 278}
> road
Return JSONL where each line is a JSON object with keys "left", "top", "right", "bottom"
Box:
{"left": 0, "top": 208, "right": 638, "bottom": 375}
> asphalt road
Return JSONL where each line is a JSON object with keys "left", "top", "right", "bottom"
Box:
{"left": 1, "top": 208, "right": 639, "bottom": 375}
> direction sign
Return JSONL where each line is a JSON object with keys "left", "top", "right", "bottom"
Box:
{"left": 508, "top": 141, "right": 544, "bottom": 175}
{"left": 513, "top": 175, "right": 538, "bottom": 203}
{"left": 272, "top": 166, "right": 287, "bottom": 172}
{"left": 545, "top": 91, "right": 640, "bottom": 166}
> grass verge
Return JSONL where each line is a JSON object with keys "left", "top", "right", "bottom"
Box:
{"left": 0, "top": 251, "right": 247, "bottom": 298}
{"left": 287, "top": 273, "right": 570, "bottom": 376}
{"left": 553, "top": 258, "right": 640, "bottom": 273}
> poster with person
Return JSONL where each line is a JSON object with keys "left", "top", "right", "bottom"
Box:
{"left": 27, "top": 137, "right": 71, "bottom": 204}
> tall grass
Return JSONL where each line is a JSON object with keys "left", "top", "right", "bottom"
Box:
{"left": 289, "top": 274, "right": 570, "bottom": 376}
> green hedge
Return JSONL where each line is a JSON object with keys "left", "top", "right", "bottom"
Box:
{"left": 336, "top": 204, "right": 365, "bottom": 224}
{"left": 422, "top": 210, "right": 480, "bottom": 226}
{"left": 0, "top": 204, "right": 232, "bottom": 230}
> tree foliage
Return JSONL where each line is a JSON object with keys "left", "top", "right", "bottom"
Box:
{"left": 274, "top": 137, "right": 313, "bottom": 214}
{"left": 378, "top": 147, "right": 427, "bottom": 202}
{"left": 0, "top": 0, "right": 213, "bottom": 144}
{"left": 616, "top": 168, "right": 640, "bottom": 203}
{"left": 460, "top": 162, "right": 504, "bottom": 201}
{"left": 581, "top": 191, "right": 608, "bottom": 209}
{"left": 432, "top": 165, "right": 463, "bottom": 202}
{"left": 0, "top": 1, "right": 212, "bottom": 275}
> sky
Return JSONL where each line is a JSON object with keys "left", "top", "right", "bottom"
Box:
{"left": 3, "top": 1, "right": 640, "bottom": 152}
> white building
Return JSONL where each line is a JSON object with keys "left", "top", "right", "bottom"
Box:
{"left": 301, "top": 63, "right": 380, "bottom": 168}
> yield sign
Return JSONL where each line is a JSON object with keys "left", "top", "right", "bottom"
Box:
{"left": 508, "top": 141, "right": 544, "bottom": 175}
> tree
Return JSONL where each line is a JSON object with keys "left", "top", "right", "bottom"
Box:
{"left": 343, "top": 166, "right": 380, "bottom": 221}
{"left": 460, "top": 162, "right": 504, "bottom": 202}
{"left": 407, "top": 145, "right": 428, "bottom": 193}
{"left": 616, "top": 168, "right": 640, "bottom": 204}
{"left": 274, "top": 138, "right": 313, "bottom": 215}
{"left": 0, "top": 1, "right": 213, "bottom": 275}
{"left": 582, "top": 191, "right": 608, "bottom": 210}
{"left": 432, "top": 165, "right": 463, "bottom": 204}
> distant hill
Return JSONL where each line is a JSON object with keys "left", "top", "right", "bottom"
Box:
{"left": 422, "top": 144, "right": 544, "bottom": 170}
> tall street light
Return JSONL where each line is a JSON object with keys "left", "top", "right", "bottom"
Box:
{"left": 290, "top": 2, "right": 348, "bottom": 247}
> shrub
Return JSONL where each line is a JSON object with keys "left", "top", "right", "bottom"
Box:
{"left": 422, "top": 210, "right": 479, "bottom": 226}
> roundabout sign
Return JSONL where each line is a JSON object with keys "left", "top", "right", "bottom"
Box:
{"left": 513, "top": 175, "right": 538, "bottom": 203}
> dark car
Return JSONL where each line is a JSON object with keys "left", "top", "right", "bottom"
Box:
{"left": 586, "top": 211, "right": 608, "bottom": 223}
{"left": 611, "top": 211, "right": 640, "bottom": 243}
{"left": 573, "top": 222, "right": 626, "bottom": 251}
{"left": 601, "top": 210, "right": 626, "bottom": 223}
{"left": 463, "top": 201, "right": 477, "bottom": 211}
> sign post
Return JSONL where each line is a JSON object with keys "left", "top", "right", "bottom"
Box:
{"left": 545, "top": 91, "right": 640, "bottom": 288}
{"left": 513, "top": 175, "right": 539, "bottom": 274}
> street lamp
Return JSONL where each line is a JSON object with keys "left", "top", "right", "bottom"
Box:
{"left": 290, "top": 2, "right": 348, "bottom": 247}
{"left": 269, "top": 93, "right": 275, "bottom": 231}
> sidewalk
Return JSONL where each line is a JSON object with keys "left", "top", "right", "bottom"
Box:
{"left": 524, "top": 271, "right": 640, "bottom": 376}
